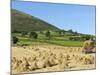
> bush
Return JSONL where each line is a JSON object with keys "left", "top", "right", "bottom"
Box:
{"left": 13, "top": 36, "right": 19, "bottom": 44}
{"left": 85, "top": 35, "right": 91, "bottom": 40}
{"left": 81, "top": 35, "right": 91, "bottom": 41}
{"left": 45, "top": 30, "right": 51, "bottom": 39}
{"left": 69, "top": 37, "right": 74, "bottom": 40}
{"left": 29, "top": 32, "right": 38, "bottom": 39}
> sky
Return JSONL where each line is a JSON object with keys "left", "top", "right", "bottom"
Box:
{"left": 11, "top": 1, "right": 96, "bottom": 35}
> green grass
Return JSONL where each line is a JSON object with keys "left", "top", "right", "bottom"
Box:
{"left": 16, "top": 36, "right": 83, "bottom": 47}
{"left": 12, "top": 32, "right": 95, "bottom": 47}
{"left": 36, "top": 40, "right": 83, "bottom": 47}
{"left": 45, "top": 40, "right": 83, "bottom": 47}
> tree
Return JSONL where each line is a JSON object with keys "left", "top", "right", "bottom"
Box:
{"left": 29, "top": 32, "right": 38, "bottom": 39}
{"left": 68, "top": 29, "right": 73, "bottom": 33}
{"left": 58, "top": 31, "right": 63, "bottom": 37}
{"left": 62, "top": 30, "right": 66, "bottom": 35}
{"left": 58, "top": 31, "right": 62, "bottom": 35}
{"left": 74, "top": 31, "right": 78, "bottom": 35}
{"left": 45, "top": 30, "right": 51, "bottom": 39}
{"left": 13, "top": 36, "right": 19, "bottom": 44}
{"left": 58, "top": 30, "right": 66, "bottom": 36}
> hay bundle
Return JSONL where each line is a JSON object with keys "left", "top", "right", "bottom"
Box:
{"left": 79, "top": 55, "right": 95, "bottom": 65}
{"left": 16, "top": 57, "right": 30, "bottom": 72}
{"left": 28, "top": 61, "right": 37, "bottom": 71}
{"left": 84, "top": 56, "right": 95, "bottom": 64}
{"left": 36, "top": 56, "right": 49, "bottom": 69}
{"left": 12, "top": 57, "right": 21, "bottom": 70}
{"left": 48, "top": 55, "right": 59, "bottom": 66}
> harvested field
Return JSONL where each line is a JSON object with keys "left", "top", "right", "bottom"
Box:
{"left": 11, "top": 43, "right": 96, "bottom": 74}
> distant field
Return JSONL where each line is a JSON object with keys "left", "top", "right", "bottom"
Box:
{"left": 12, "top": 32, "right": 83, "bottom": 47}
{"left": 17, "top": 38, "right": 83, "bottom": 47}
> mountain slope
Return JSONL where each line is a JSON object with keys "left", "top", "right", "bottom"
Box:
{"left": 11, "top": 9, "right": 60, "bottom": 32}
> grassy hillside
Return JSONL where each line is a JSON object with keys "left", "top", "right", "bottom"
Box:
{"left": 11, "top": 9, "right": 95, "bottom": 47}
{"left": 11, "top": 9, "right": 60, "bottom": 32}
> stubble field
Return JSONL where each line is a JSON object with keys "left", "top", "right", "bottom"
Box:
{"left": 11, "top": 43, "right": 96, "bottom": 74}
